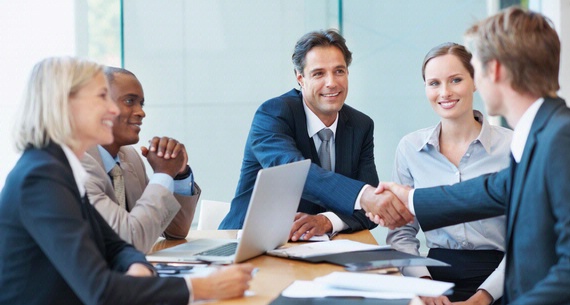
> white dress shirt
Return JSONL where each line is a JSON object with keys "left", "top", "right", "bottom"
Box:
{"left": 303, "top": 102, "right": 350, "bottom": 233}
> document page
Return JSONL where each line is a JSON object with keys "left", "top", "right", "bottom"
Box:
{"left": 267, "top": 240, "right": 389, "bottom": 258}
{"left": 315, "top": 272, "right": 454, "bottom": 297}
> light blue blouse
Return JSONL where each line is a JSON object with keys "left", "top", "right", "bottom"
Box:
{"left": 387, "top": 110, "right": 512, "bottom": 300}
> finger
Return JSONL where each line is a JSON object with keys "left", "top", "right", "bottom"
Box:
{"left": 148, "top": 137, "right": 160, "bottom": 152}
{"left": 294, "top": 212, "right": 305, "bottom": 221}
{"left": 163, "top": 138, "right": 179, "bottom": 159}
{"left": 156, "top": 137, "right": 170, "bottom": 157}
{"left": 374, "top": 182, "right": 385, "bottom": 194}
{"left": 140, "top": 146, "right": 149, "bottom": 157}
{"left": 302, "top": 229, "right": 315, "bottom": 240}
{"left": 289, "top": 220, "right": 303, "bottom": 241}
{"left": 170, "top": 142, "right": 185, "bottom": 159}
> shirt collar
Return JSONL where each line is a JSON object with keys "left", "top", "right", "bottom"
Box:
{"left": 303, "top": 100, "right": 339, "bottom": 139}
{"left": 419, "top": 110, "right": 491, "bottom": 153}
{"left": 61, "top": 144, "right": 89, "bottom": 197}
{"left": 97, "top": 145, "right": 120, "bottom": 173}
{"left": 511, "top": 98, "right": 544, "bottom": 163}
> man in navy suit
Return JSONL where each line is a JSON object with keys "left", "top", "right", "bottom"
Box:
{"left": 220, "top": 29, "right": 397, "bottom": 240}
{"left": 373, "top": 7, "right": 570, "bottom": 304}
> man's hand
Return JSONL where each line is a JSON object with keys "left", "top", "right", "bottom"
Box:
{"left": 125, "top": 263, "right": 154, "bottom": 277}
{"left": 141, "top": 136, "right": 188, "bottom": 177}
{"left": 360, "top": 184, "right": 414, "bottom": 229}
{"left": 452, "top": 289, "right": 494, "bottom": 305}
{"left": 289, "top": 213, "right": 333, "bottom": 241}
{"left": 190, "top": 264, "right": 254, "bottom": 301}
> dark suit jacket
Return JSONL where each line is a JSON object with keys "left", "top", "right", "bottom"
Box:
{"left": 0, "top": 143, "right": 189, "bottom": 305}
{"left": 413, "top": 98, "right": 570, "bottom": 304}
{"left": 220, "top": 89, "right": 379, "bottom": 230}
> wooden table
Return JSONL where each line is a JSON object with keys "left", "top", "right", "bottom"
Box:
{"left": 150, "top": 230, "right": 392, "bottom": 305}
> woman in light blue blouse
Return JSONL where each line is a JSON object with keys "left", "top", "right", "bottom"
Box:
{"left": 386, "top": 43, "right": 512, "bottom": 305}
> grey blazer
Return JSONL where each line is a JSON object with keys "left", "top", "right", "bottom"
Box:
{"left": 82, "top": 145, "right": 200, "bottom": 253}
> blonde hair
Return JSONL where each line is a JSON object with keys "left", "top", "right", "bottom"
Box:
{"left": 464, "top": 6, "right": 560, "bottom": 98}
{"left": 13, "top": 57, "right": 104, "bottom": 152}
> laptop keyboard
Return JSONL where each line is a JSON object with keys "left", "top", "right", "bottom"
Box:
{"left": 195, "top": 242, "right": 238, "bottom": 256}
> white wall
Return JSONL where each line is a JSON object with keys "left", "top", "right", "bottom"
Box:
{"left": 0, "top": 0, "right": 76, "bottom": 188}
{"left": 530, "top": 0, "right": 570, "bottom": 104}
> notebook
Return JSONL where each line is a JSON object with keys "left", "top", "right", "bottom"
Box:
{"left": 146, "top": 159, "right": 311, "bottom": 264}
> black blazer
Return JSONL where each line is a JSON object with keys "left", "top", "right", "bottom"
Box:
{"left": 220, "top": 89, "right": 379, "bottom": 230}
{"left": 413, "top": 98, "right": 570, "bottom": 304}
{"left": 0, "top": 143, "right": 189, "bottom": 305}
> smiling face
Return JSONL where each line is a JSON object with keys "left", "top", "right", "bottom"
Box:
{"left": 108, "top": 72, "right": 146, "bottom": 148}
{"left": 69, "top": 72, "right": 119, "bottom": 153}
{"left": 296, "top": 46, "right": 348, "bottom": 126}
{"left": 424, "top": 54, "right": 476, "bottom": 121}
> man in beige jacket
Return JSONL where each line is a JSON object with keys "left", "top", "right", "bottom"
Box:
{"left": 82, "top": 67, "right": 199, "bottom": 253}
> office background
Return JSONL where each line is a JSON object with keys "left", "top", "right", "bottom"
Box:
{"left": 1, "top": 0, "right": 568, "bottom": 253}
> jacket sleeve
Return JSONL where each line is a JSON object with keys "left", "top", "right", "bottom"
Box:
{"left": 19, "top": 162, "right": 189, "bottom": 305}
{"left": 250, "top": 99, "right": 367, "bottom": 216}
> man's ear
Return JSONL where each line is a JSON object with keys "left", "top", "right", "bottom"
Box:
{"left": 296, "top": 71, "right": 304, "bottom": 88}
{"left": 487, "top": 59, "right": 502, "bottom": 83}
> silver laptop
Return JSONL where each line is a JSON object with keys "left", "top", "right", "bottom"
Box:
{"left": 146, "top": 159, "right": 311, "bottom": 264}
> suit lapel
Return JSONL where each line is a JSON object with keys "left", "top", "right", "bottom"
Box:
{"left": 292, "top": 97, "right": 319, "bottom": 163}
{"left": 335, "top": 110, "right": 353, "bottom": 176}
{"left": 506, "top": 98, "right": 562, "bottom": 242}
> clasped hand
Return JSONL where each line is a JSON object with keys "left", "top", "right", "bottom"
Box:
{"left": 141, "top": 136, "right": 189, "bottom": 178}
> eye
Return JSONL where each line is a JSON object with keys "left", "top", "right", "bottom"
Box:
{"left": 428, "top": 81, "right": 439, "bottom": 86}
{"left": 335, "top": 69, "right": 346, "bottom": 75}
{"left": 451, "top": 77, "right": 463, "bottom": 84}
{"left": 312, "top": 71, "right": 323, "bottom": 77}
{"left": 124, "top": 98, "right": 134, "bottom": 106}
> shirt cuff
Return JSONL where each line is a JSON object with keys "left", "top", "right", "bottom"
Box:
{"left": 174, "top": 172, "right": 194, "bottom": 196}
{"left": 408, "top": 188, "right": 416, "bottom": 216}
{"left": 319, "top": 212, "right": 349, "bottom": 233}
{"left": 478, "top": 257, "right": 505, "bottom": 301}
{"left": 149, "top": 173, "right": 174, "bottom": 193}
{"left": 354, "top": 184, "right": 372, "bottom": 210}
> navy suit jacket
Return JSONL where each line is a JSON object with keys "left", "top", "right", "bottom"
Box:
{"left": 0, "top": 143, "right": 189, "bottom": 305}
{"left": 413, "top": 98, "right": 570, "bottom": 304}
{"left": 220, "top": 89, "right": 379, "bottom": 230}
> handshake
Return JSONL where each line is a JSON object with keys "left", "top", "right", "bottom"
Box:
{"left": 361, "top": 182, "right": 415, "bottom": 229}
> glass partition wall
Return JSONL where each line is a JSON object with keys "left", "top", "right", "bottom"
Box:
{"left": 122, "top": 0, "right": 487, "bottom": 251}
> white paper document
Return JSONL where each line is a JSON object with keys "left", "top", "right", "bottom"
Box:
{"left": 267, "top": 239, "right": 389, "bottom": 258}
{"left": 315, "top": 272, "right": 454, "bottom": 297}
{"left": 282, "top": 280, "right": 415, "bottom": 299}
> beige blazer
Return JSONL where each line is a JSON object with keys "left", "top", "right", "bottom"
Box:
{"left": 82, "top": 145, "right": 200, "bottom": 253}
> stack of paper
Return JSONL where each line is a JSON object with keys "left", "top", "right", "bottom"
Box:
{"left": 281, "top": 272, "right": 454, "bottom": 299}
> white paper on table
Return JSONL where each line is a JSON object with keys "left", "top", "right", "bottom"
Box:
{"left": 267, "top": 239, "right": 390, "bottom": 258}
{"left": 281, "top": 280, "right": 415, "bottom": 299}
{"left": 315, "top": 272, "right": 454, "bottom": 297}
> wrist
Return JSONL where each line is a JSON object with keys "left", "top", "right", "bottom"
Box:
{"left": 174, "top": 165, "right": 192, "bottom": 180}
{"left": 473, "top": 289, "right": 494, "bottom": 305}
{"left": 317, "top": 214, "right": 333, "bottom": 233}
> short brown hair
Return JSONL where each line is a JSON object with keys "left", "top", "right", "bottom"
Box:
{"left": 465, "top": 6, "right": 560, "bottom": 97}
{"left": 421, "top": 42, "right": 473, "bottom": 81}
{"left": 292, "top": 29, "right": 352, "bottom": 75}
